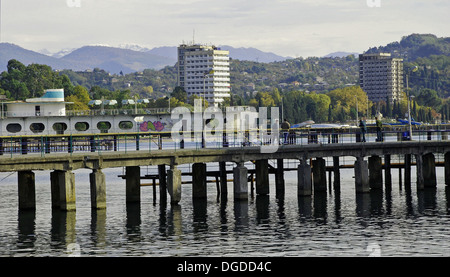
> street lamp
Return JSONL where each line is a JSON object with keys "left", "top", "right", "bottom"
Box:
{"left": 355, "top": 95, "right": 359, "bottom": 126}
{"left": 406, "top": 66, "right": 418, "bottom": 140}
{"left": 165, "top": 96, "right": 171, "bottom": 113}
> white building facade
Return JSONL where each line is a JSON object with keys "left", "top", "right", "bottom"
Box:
{"left": 177, "top": 44, "right": 231, "bottom": 107}
{"left": 359, "top": 53, "right": 403, "bottom": 104}
{"left": 5, "top": 89, "right": 68, "bottom": 117}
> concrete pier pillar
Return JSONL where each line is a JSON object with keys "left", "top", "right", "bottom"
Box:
{"left": 90, "top": 169, "right": 106, "bottom": 209}
{"left": 233, "top": 162, "right": 248, "bottom": 200}
{"left": 354, "top": 156, "right": 369, "bottom": 193}
{"left": 369, "top": 155, "right": 383, "bottom": 189}
{"left": 445, "top": 152, "right": 450, "bottom": 186}
{"left": 51, "top": 170, "right": 76, "bottom": 211}
{"left": 18, "top": 171, "right": 36, "bottom": 210}
{"left": 219, "top": 162, "right": 228, "bottom": 198}
{"left": 416, "top": 154, "right": 424, "bottom": 190}
{"left": 158, "top": 165, "right": 167, "bottom": 202}
{"left": 275, "top": 159, "right": 285, "bottom": 197}
{"left": 192, "top": 163, "right": 207, "bottom": 198}
{"left": 50, "top": 171, "right": 60, "bottom": 208}
{"left": 126, "top": 166, "right": 140, "bottom": 203}
{"left": 405, "top": 154, "right": 411, "bottom": 187}
{"left": 167, "top": 165, "right": 182, "bottom": 204}
{"left": 384, "top": 155, "right": 392, "bottom": 189}
{"left": 333, "top": 156, "right": 340, "bottom": 190}
{"left": 423, "top": 153, "right": 437, "bottom": 188}
{"left": 297, "top": 159, "right": 312, "bottom": 196}
{"left": 312, "top": 158, "right": 327, "bottom": 192}
{"left": 255, "top": 159, "right": 269, "bottom": 195}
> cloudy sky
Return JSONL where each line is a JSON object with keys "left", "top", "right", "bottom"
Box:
{"left": 1, "top": 0, "right": 449, "bottom": 57}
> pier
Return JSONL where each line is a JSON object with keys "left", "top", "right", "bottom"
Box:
{"left": 1, "top": 128, "right": 450, "bottom": 211}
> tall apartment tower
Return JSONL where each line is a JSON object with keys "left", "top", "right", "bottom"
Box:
{"left": 177, "top": 44, "right": 231, "bottom": 107}
{"left": 359, "top": 53, "right": 403, "bottom": 104}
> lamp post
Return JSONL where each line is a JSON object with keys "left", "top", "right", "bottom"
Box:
{"left": 165, "top": 96, "right": 171, "bottom": 113}
{"left": 355, "top": 95, "right": 359, "bottom": 126}
{"left": 203, "top": 74, "right": 206, "bottom": 111}
{"left": 406, "top": 65, "right": 418, "bottom": 140}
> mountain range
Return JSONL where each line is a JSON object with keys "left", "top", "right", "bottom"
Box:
{"left": 2, "top": 33, "right": 447, "bottom": 75}
{"left": 0, "top": 43, "right": 291, "bottom": 74}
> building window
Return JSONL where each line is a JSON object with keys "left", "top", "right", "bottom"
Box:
{"left": 97, "top": 121, "right": 112, "bottom": 133}
{"left": 6, "top": 123, "right": 22, "bottom": 133}
{"left": 75, "top": 122, "right": 90, "bottom": 132}
{"left": 53, "top": 123, "right": 68, "bottom": 135}
{"left": 30, "top": 123, "right": 45, "bottom": 133}
{"left": 119, "top": 121, "right": 133, "bottom": 130}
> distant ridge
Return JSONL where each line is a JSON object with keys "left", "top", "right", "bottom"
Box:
{"left": 2, "top": 34, "right": 447, "bottom": 74}
{"left": 0, "top": 43, "right": 73, "bottom": 71}
{"left": 147, "top": 45, "right": 290, "bottom": 63}
{"left": 323, "top": 52, "right": 358, "bottom": 58}
{"left": 1, "top": 43, "right": 289, "bottom": 74}
{"left": 59, "top": 45, "right": 175, "bottom": 74}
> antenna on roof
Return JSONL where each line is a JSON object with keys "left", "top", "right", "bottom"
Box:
{"left": 193, "top": 29, "right": 195, "bottom": 45}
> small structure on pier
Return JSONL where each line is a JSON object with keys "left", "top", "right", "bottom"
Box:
{"left": 4, "top": 89, "right": 71, "bottom": 118}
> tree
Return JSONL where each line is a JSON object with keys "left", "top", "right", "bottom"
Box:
{"left": 327, "top": 86, "right": 369, "bottom": 121}
{"left": 255, "top": 92, "right": 275, "bottom": 107}
{"left": 142, "top": 86, "right": 154, "bottom": 95}
{"left": 65, "top": 95, "right": 90, "bottom": 111}
{"left": 0, "top": 59, "right": 75, "bottom": 100}
{"left": 171, "top": 86, "right": 187, "bottom": 103}
{"left": 416, "top": 88, "right": 442, "bottom": 109}
{"left": 73, "top": 85, "right": 91, "bottom": 105}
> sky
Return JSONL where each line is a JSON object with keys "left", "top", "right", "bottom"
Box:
{"left": 0, "top": 0, "right": 449, "bottom": 58}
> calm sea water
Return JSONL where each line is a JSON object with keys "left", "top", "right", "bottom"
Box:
{"left": 0, "top": 160, "right": 450, "bottom": 257}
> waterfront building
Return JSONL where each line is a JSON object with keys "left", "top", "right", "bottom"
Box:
{"left": 4, "top": 89, "right": 70, "bottom": 118}
{"left": 177, "top": 44, "right": 231, "bottom": 107}
{"left": 359, "top": 53, "right": 403, "bottom": 104}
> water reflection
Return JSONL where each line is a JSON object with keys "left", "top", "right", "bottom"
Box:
{"left": 446, "top": 186, "right": 450, "bottom": 215}
{"left": 417, "top": 187, "right": 437, "bottom": 214}
{"left": 126, "top": 203, "right": 141, "bottom": 242}
{"left": 17, "top": 210, "right": 36, "bottom": 251}
{"left": 167, "top": 204, "right": 182, "bottom": 238}
{"left": 90, "top": 209, "right": 107, "bottom": 249}
{"left": 233, "top": 199, "right": 249, "bottom": 232}
{"left": 313, "top": 191, "right": 327, "bottom": 223}
{"left": 298, "top": 196, "right": 312, "bottom": 220}
{"left": 256, "top": 195, "right": 270, "bottom": 224}
{"left": 8, "top": 178, "right": 450, "bottom": 257}
{"left": 334, "top": 191, "right": 342, "bottom": 224}
{"left": 50, "top": 210, "right": 76, "bottom": 248}
{"left": 219, "top": 198, "right": 228, "bottom": 233}
{"left": 192, "top": 199, "right": 208, "bottom": 233}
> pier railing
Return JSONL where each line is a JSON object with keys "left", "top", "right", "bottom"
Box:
{"left": 1, "top": 125, "right": 450, "bottom": 158}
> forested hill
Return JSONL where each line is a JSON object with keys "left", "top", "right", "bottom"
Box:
{"left": 365, "top": 34, "right": 450, "bottom": 61}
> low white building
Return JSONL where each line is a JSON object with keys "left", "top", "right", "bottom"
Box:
{"left": 5, "top": 89, "right": 70, "bottom": 117}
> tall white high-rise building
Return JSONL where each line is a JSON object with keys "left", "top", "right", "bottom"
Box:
{"left": 177, "top": 44, "right": 231, "bottom": 107}
{"left": 359, "top": 53, "right": 403, "bottom": 104}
